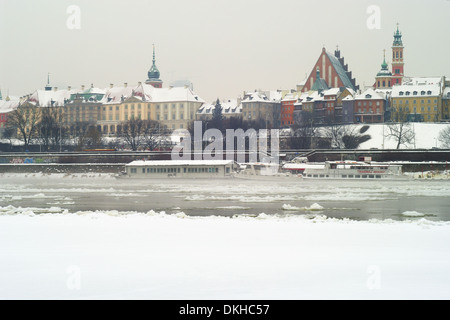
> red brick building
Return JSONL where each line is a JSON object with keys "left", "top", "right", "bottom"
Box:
{"left": 302, "top": 47, "right": 359, "bottom": 93}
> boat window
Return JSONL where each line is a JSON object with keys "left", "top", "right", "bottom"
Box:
{"left": 178, "top": 168, "right": 181, "bottom": 173}
{"left": 319, "top": 174, "right": 325, "bottom": 178}
{"left": 313, "top": 174, "right": 318, "bottom": 178}
{"left": 362, "top": 175, "right": 367, "bottom": 178}
{"left": 355, "top": 175, "right": 360, "bottom": 178}
{"left": 342, "top": 175, "right": 347, "bottom": 178}
{"left": 216, "top": 168, "right": 219, "bottom": 173}
{"left": 348, "top": 175, "right": 354, "bottom": 178}
{"left": 142, "top": 168, "right": 145, "bottom": 174}
{"left": 376, "top": 175, "right": 381, "bottom": 179}
{"left": 184, "top": 168, "right": 186, "bottom": 173}
{"left": 369, "top": 175, "right": 374, "bottom": 178}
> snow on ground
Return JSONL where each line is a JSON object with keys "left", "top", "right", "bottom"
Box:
{"left": 351, "top": 122, "right": 448, "bottom": 149}
{"left": 2, "top": 122, "right": 449, "bottom": 150}
{"left": 1, "top": 210, "right": 450, "bottom": 300}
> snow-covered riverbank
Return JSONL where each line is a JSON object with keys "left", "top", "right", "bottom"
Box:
{"left": 1, "top": 210, "right": 449, "bottom": 300}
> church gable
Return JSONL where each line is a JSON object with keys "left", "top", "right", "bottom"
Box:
{"left": 302, "top": 48, "right": 358, "bottom": 92}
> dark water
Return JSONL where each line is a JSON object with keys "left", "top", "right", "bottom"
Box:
{"left": 1, "top": 173, "right": 449, "bottom": 221}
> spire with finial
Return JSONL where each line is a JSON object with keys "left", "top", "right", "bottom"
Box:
{"left": 146, "top": 44, "right": 162, "bottom": 88}
{"left": 376, "top": 49, "right": 392, "bottom": 78}
{"left": 381, "top": 49, "right": 388, "bottom": 69}
{"left": 45, "top": 72, "right": 52, "bottom": 91}
{"left": 393, "top": 22, "right": 403, "bottom": 46}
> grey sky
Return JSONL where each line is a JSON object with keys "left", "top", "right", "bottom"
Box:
{"left": 0, "top": 0, "right": 449, "bottom": 102}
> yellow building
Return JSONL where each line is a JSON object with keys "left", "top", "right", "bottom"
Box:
{"left": 390, "top": 77, "right": 444, "bottom": 122}
{"left": 443, "top": 86, "right": 450, "bottom": 121}
{"left": 97, "top": 83, "right": 205, "bottom": 135}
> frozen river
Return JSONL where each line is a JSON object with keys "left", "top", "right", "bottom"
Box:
{"left": 1, "top": 173, "right": 449, "bottom": 221}
{"left": 1, "top": 172, "right": 450, "bottom": 299}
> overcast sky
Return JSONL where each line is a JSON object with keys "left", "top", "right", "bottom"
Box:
{"left": 0, "top": 0, "right": 449, "bottom": 102}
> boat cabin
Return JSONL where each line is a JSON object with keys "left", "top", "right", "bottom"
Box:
{"left": 124, "top": 160, "right": 237, "bottom": 178}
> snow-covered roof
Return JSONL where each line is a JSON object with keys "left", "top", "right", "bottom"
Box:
{"left": 102, "top": 86, "right": 135, "bottom": 104}
{"left": 126, "top": 160, "right": 235, "bottom": 167}
{"left": 133, "top": 83, "right": 205, "bottom": 104}
{"left": 242, "top": 90, "right": 282, "bottom": 103}
{"left": 391, "top": 77, "right": 443, "bottom": 98}
{"left": 281, "top": 93, "right": 299, "bottom": 102}
{"left": 342, "top": 95, "right": 355, "bottom": 101}
{"left": 28, "top": 89, "right": 80, "bottom": 107}
{"left": 197, "top": 99, "right": 242, "bottom": 115}
{"left": 443, "top": 87, "right": 450, "bottom": 100}
{"left": 0, "top": 99, "right": 20, "bottom": 113}
{"left": 355, "top": 88, "right": 385, "bottom": 100}
{"left": 323, "top": 88, "right": 341, "bottom": 96}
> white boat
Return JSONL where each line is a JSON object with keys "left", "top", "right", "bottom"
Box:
{"left": 122, "top": 160, "right": 238, "bottom": 178}
{"left": 300, "top": 161, "right": 406, "bottom": 180}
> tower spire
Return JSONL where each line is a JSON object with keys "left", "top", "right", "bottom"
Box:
{"left": 391, "top": 23, "right": 404, "bottom": 85}
{"left": 146, "top": 44, "right": 163, "bottom": 88}
{"left": 152, "top": 43, "right": 156, "bottom": 64}
{"left": 45, "top": 72, "right": 52, "bottom": 91}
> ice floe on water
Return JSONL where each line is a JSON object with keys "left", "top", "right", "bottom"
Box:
{"left": 282, "top": 203, "right": 324, "bottom": 211}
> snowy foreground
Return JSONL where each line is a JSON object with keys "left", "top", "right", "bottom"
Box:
{"left": 1, "top": 210, "right": 450, "bottom": 299}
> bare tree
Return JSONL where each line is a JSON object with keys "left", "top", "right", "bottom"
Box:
{"left": 385, "top": 109, "right": 415, "bottom": 149}
{"left": 1, "top": 125, "right": 16, "bottom": 151}
{"left": 73, "top": 122, "right": 103, "bottom": 151}
{"left": 120, "top": 118, "right": 146, "bottom": 151}
{"left": 7, "top": 105, "right": 40, "bottom": 149}
{"left": 438, "top": 125, "right": 450, "bottom": 148}
{"left": 142, "top": 120, "right": 165, "bottom": 151}
{"left": 39, "top": 106, "right": 66, "bottom": 151}
{"left": 288, "top": 111, "right": 318, "bottom": 149}
{"left": 323, "top": 123, "right": 347, "bottom": 149}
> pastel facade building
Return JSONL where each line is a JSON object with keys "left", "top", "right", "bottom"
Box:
{"left": 281, "top": 93, "right": 298, "bottom": 127}
{"left": 443, "top": 86, "right": 450, "bottom": 121}
{"left": 241, "top": 90, "right": 282, "bottom": 128}
{"left": 390, "top": 77, "right": 444, "bottom": 122}
{"left": 353, "top": 88, "right": 386, "bottom": 123}
{"left": 196, "top": 99, "right": 242, "bottom": 121}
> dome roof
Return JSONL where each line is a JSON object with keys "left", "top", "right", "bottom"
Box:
{"left": 147, "top": 45, "right": 161, "bottom": 81}
{"left": 376, "top": 51, "right": 392, "bottom": 77}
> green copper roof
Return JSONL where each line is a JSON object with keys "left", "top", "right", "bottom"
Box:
{"left": 393, "top": 24, "right": 403, "bottom": 46}
{"left": 377, "top": 51, "right": 392, "bottom": 77}
{"left": 325, "top": 52, "right": 356, "bottom": 91}
{"left": 148, "top": 45, "right": 161, "bottom": 81}
{"left": 312, "top": 67, "right": 330, "bottom": 91}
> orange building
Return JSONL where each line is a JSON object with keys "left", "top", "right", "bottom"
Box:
{"left": 281, "top": 93, "right": 297, "bottom": 127}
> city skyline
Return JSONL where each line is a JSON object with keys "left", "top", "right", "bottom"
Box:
{"left": 0, "top": 0, "right": 449, "bottom": 102}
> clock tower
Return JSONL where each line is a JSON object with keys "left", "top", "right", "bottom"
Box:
{"left": 391, "top": 24, "right": 404, "bottom": 85}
